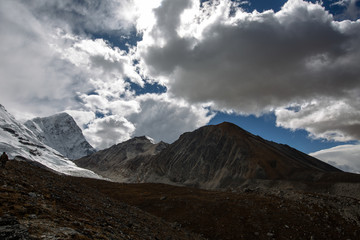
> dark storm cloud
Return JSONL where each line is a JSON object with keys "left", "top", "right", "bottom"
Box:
{"left": 141, "top": 0, "right": 360, "bottom": 114}
{"left": 135, "top": 0, "right": 360, "bottom": 142}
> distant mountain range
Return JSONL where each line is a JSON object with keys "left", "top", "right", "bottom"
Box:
{"left": 0, "top": 104, "right": 354, "bottom": 190}
{"left": 76, "top": 122, "right": 341, "bottom": 189}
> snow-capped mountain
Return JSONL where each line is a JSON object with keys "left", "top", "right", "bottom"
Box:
{"left": 0, "top": 104, "right": 101, "bottom": 178}
{"left": 25, "top": 113, "right": 96, "bottom": 160}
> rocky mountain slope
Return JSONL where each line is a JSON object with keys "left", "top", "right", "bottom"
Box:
{"left": 25, "top": 112, "right": 96, "bottom": 160}
{"left": 0, "top": 104, "right": 100, "bottom": 178}
{"left": 140, "top": 122, "right": 341, "bottom": 188}
{"left": 1, "top": 159, "right": 359, "bottom": 240}
{"left": 76, "top": 136, "right": 168, "bottom": 182}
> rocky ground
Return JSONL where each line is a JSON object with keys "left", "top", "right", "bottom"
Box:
{"left": 0, "top": 160, "right": 204, "bottom": 240}
{"left": 83, "top": 180, "right": 360, "bottom": 240}
{"left": 1, "top": 159, "right": 360, "bottom": 240}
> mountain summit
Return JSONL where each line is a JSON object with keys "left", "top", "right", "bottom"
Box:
{"left": 25, "top": 112, "right": 96, "bottom": 159}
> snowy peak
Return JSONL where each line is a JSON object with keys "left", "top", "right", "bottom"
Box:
{"left": 0, "top": 104, "right": 100, "bottom": 178}
{"left": 25, "top": 112, "right": 96, "bottom": 160}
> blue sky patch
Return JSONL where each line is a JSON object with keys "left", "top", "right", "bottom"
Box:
{"left": 91, "top": 30, "right": 143, "bottom": 52}
{"left": 208, "top": 111, "right": 354, "bottom": 154}
{"left": 127, "top": 81, "right": 167, "bottom": 95}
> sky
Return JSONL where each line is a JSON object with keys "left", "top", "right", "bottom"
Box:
{"left": 0, "top": 0, "right": 359, "bottom": 173}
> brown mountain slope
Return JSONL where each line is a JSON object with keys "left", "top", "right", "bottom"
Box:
{"left": 140, "top": 122, "right": 341, "bottom": 188}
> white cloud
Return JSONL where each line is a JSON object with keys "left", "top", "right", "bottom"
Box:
{"left": 24, "top": 0, "right": 137, "bottom": 34}
{"left": 83, "top": 115, "right": 135, "bottom": 150}
{"left": 310, "top": 144, "right": 360, "bottom": 173}
{"left": 57, "top": 35, "right": 143, "bottom": 86}
{"left": 128, "top": 93, "right": 214, "bottom": 143}
{"left": 65, "top": 110, "right": 96, "bottom": 129}
{"left": 108, "top": 100, "right": 141, "bottom": 116}
{"left": 74, "top": 92, "right": 212, "bottom": 148}
{"left": 275, "top": 97, "right": 360, "bottom": 142}
{"left": 132, "top": 0, "right": 163, "bottom": 31}
{"left": 0, "top": 0, "right": 93, "bottom": 119}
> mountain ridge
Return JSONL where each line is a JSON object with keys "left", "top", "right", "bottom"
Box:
{"left": 75, "top": 121, "right": 341, "bottom": 189}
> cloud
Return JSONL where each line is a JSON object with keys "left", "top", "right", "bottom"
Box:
{"left": 0, "top": 0, "right": 92, "bottom": 119}
{"left": 128, "top": 93, "right": 214, "bottom": 143}
{"left": 136, "top": 0, "right": 360, "bottom": 141}
{"left": 275, "top": 97, "right": 360, "bottom": 142}
{"left": 23, "top": 0, "right": 137, "bottom": 34}
{"left": 310, "top": 144, "right": 360, "bottom": 173}
{"left": 83, "top": 115, "right": 135, "bottom": 150}
{"left": 0, "top": 0, "right": 142, "bottom": 119}
{"left": 2, "top": 0, "right": 360, "bottom": 151}
{"left": 77, "top": 92, "right": 213, "bottom": 148}
{"left": 58, "top": 36, "right": 143, "bottom": 86}
{"left": 331, "top": 0, "right": 360, "bottom": 20}
{"left": 65, "top": 110, "right": 96, "bottom": 129}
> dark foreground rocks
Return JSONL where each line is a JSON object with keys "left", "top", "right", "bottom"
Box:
{"left": 0, "top": 160, "right": 203, "bottom": 240}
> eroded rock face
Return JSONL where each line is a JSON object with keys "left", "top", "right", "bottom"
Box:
{"left": 140, "top": 122, "right": 340, "bottom": 188}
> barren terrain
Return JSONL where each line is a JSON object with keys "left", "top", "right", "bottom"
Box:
{"left": 1, "top": 159, "right": 360, "bottom": 239}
